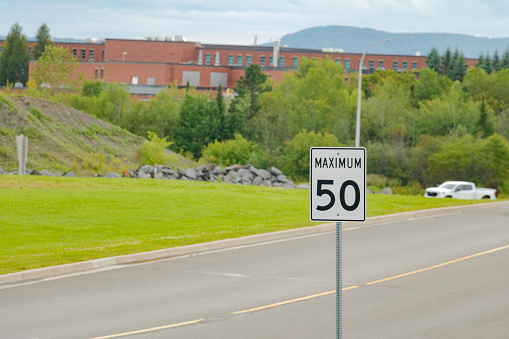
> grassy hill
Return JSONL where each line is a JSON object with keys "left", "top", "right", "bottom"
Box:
{"left": 0, "top": 94, "right": 193, "bottom": 175}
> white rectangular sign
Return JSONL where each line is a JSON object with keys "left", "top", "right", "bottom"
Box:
{"left": 310, "top": 147, "right": 366, "bottom": 222}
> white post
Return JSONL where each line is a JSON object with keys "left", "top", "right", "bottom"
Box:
{"left": 16, "top": 135, "right": 28, "bottom": 175}
{"left": 355, "top": 39, "right": 390, "bottom": 147}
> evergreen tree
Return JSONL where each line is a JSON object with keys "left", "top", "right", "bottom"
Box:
{"left": 477, "top": 97, "right": 495, "bottom": 137}
{"left": 447, "top": 49, "right": 467, "bottom": 81}
{"left": 0, "top": 23, "right": 29, "bottom": 85}
{"left": 33, "top": 23, "right": 53, "bottom": 60}
{"left": 174, "top": 92, "right": 222, "bottom": 159}
{"left": 483, "top": 53, "right": 493, "bottom": 74}
{"left": 440, "top": 47, "right": 452, "bottom": 75}
{"left": 492, "top": 50, "right": 501, "bottom": 72}
{"left": 235, "top": 64, "right": 271, "bottom": 120}
{"left": 425, "top": 47, "right": 441, "bottom": 72}
{"left": 501, "top": 48, "right": 509, "bottom": 69}
{"left": 476, "top": 52, "right": 485, "bottom": 69}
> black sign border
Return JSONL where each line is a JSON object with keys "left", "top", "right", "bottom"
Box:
{"left": 310, "top": 147, "right": 366, "bottom": 222}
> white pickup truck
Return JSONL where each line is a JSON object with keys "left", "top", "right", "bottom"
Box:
{"left": 425, "top": 181, "right": 497, "bottom": 200}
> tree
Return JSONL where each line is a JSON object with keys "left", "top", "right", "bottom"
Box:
{"left": 440, "top": 47, "right": 452, "bottom": 75}
{"left": 0, "top": 23, "right": 29, "bottom": 86}
{"left": 477, "top": 97, "right": 495, "bottom": 137}
{"left": 278, "top": 57, "right": 354, "bottom": 142}
{"left": 278, "top": 130, "right": 343, "bottom": 181}
{"left": 33, "top": 23, "right": 53, "bottom": 60}
{"left": 412, "top": 67, "right": 452, "bottom": 103}
{"left": 174, "top": 91, "right": 222, "bottom": 159}
{"left": 447, "top": 48, "right": 467, "bottom": 81}
{"left": 502, "top": 49, "right": 509, "bottom": 69}
{"left": 425, "top": 47, "right": 441, "bottom": 72}
{"left": 492, "top": 50, "right": 502, "bottom": 73}
{"left": 235, "top": 64, "right": 271, "bottom": 120}
{"left": 31, "top": 45, "right": 80, "bottom": 95}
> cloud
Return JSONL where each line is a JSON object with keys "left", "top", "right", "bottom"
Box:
{"left": 1, "top": 0, "right": 509, "bottom": 45}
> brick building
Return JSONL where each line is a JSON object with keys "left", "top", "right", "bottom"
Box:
{"left": 1, "top": 36, "right": 478, "bottom": 95}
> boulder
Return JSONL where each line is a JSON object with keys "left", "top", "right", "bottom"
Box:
{"left": 223, "top": 170, "right": 241, "bottom": 183}
{"left": 261, "top": 180, "right": 272, "bottom": 187}
{"left": 252, "top": 175, "right": 263, "bottom": 186}
{"left": 253, "top": 169, "right": 271, "bottom": 180}
{"left": 138, "top": 165, "right": 154, "bottom": 175}
{"left": 296, "top": 183, "right": 310, "bottom": 189}
{"left": 183, "top": 168, "right": 198, "bottom": 180}
{"left": 62, "top": 171, "right": 77, "bottom": 177}
{"left": 277, "top": 174, "right": 288, "bottom": 182}
{"left": 366, "top": 188, "right": 377, "bottom": 194}
{"left": 379, "top": 187, "right": 393, "bottom": 195}
{"left": 104, "top": 172, "right": 121, "bottom": 178}
{"left": 238, "top": 168, "right": 253, "bottom": 181}
{"left": 282, "top": 180, "right": 295, "bottom": 189}
{"left": 40, "top": 169, "right": 56, "bottom": 176}
{"left": 30, "top": 169, "right": 41, "bottom": 176}
{"left": 269, "top": 167, "right": 282, "bottom": 176}
{"left": 0, "top": 168, "right": 5, "bottom": 175}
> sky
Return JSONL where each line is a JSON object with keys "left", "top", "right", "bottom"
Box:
{"left": 2, "top": 0, "right": 509, "bottom": 45}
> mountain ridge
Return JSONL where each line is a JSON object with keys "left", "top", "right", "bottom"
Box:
{"left": 273, "top": 26, "right": 509, "bottom": 58}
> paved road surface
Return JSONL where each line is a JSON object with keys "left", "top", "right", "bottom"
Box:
{"left": 1, "top": 202, "right": 508, "bottom": 338}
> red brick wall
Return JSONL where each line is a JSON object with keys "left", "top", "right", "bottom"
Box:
{"left": 104, "top": 39, "right": 200, "bottom": 63}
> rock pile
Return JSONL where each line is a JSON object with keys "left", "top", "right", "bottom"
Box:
{"left": 123, "top": 163, "right": 310, "bottom": 189}
{"left": 0, "top": 164, "right": 310, "bottom": 189}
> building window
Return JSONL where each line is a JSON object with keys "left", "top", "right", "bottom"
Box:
{"left": 206, "top": 54, "right": 211, "bottom": 65}
{"left": 102, "top": 50, "right": 105, "bottom": 60}
{"left": 81, "top": 49, "right": 86, "bottom": 60}
{"left": 90, "top": 49, "right": 94, "bottom": 61}
{"left": 261, "top": 56, "right": 266, "bottom": 67}
{"left": 293, "top": 57, "right": 299, "bottom": 68}
{"left": 412, "top": 62, "right": 417, "bottom": 70}
{"left": 345, "top": 59, "right": 350, "bottom": 69}
{"left": 237, "top": 55, "right": 243, "bottom": 65}
{"left": 369, "top": 60, "right": 374, "bottom": 69}
{"left": 228, "top": 55, "right": 233, "bottom": 65}
{"left": 29, "top": 47, "right": 34, "bottom": 59}
{"left": 403, "top": 61, "right": 408, "bottom": 70}
{"left": 100, "top": 69, "right": 104, "bottom": 79}
{"left": 95, "top": 69, "right": 98, "bottom": 79}
{"left": 393, "top": 61, "right": 398, "bottom": 70}
{"left": 279, "top": 57, "right": 284, "bottom": 67}
{"left": 72, "top": 49, "right": 77, "bottom": 58}
{"left": 247, "top": 55, "right": 252, "bottom": 66}
{"left": 335, "top": 59, "right": 341, "bottom": 65}
{"left": 147, "top": 77, "right": 155, "bottom": 85}
{"left": 379, "top": 60, "right": 384, "bottom": 69}
{"left": 0, "top": 45, "right": 3, "bottom": 53}
{"left": 270, "top": 57, "right": 273, "bottom": 66}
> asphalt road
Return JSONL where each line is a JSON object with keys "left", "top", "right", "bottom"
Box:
{"left": 1, "top": 202, "right": 508, "bottom": 338}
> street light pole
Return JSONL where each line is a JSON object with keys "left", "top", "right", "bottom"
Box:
{"left": 355, "top": 39, "right": 390, "bottom": 147}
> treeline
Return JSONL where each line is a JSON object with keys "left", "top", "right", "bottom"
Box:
{"left": 44, "top": 58, "right": 509, "bottom": 194}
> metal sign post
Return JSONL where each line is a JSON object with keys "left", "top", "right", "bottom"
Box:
{"left": 16, "top": 135, "right": 28, "bottom": 175}
{"left": 310, "top": 147, "right": 366, "bottom": 339}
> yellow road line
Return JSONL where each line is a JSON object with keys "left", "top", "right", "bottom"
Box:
{"left": 89, "top": 318, "right": 204, "bottom": 339}
{"left": 366, "top": 244, "right": 509, "bottom": 285}
{"left": 90, "top": 244, "right": 509, "bottom": 338}
{"left": 231, "top": 286, "right": 359, "bottom": 315}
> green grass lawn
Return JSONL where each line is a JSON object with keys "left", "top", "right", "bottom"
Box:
{"left": 0, "top": 175, "right": 491, "bottom": 275}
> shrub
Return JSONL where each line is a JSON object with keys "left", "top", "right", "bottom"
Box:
{"left": 278, "top": 130, "right": 343, "bottom": 181}
{"left": 134, "top": 131, "right": 177, "bottom": 166}
{"left": 200, "top": 134, "right": 268, "bottom": 168}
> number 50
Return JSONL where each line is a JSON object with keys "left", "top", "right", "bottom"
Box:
{"left": 316, "top": 180, "right": 360, "bottom": 212}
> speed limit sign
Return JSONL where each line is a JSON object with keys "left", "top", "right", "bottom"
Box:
{"left": 310, "top": 147, "right": 366, "bottom": 222}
